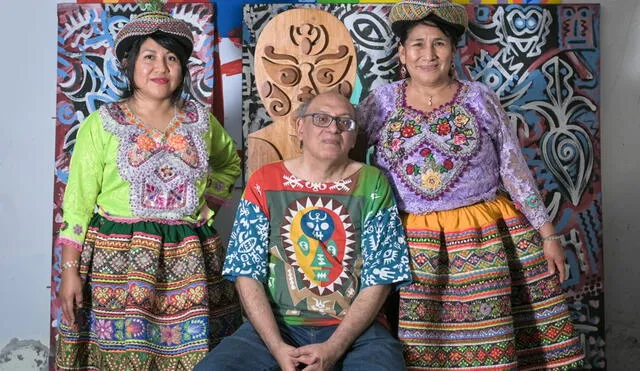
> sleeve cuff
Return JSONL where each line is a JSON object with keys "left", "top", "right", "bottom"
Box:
{"left": 56, "top": 236, "right": 84, "bottom": 251}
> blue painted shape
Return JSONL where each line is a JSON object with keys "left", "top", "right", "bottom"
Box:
{"left": 211, "top": 0, "right": 315, "bottom": 37}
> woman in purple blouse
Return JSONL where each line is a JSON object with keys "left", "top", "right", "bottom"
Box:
{"left": 357, "top": 1, "right": 583, "bottom": 369}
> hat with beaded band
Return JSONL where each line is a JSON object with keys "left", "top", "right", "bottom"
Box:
{"left": 114, "top": 11, "right": 194, "bottom": 62}
{"left": 389, "top": 0, "right": 468, "bottom": 39}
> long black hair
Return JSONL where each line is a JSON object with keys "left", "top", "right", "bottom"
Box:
{"left": 120, "top": 32, "right": 192, "bottom": 103}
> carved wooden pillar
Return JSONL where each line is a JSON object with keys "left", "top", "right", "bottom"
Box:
{"left": 247, "top": 8, "right": 357, "bottom": 176}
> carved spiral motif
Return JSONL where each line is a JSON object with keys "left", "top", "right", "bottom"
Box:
{"left": 279, "top": 67, "right": 300, "bottom": 86}
{"left": 264, "top": 82, "right": 292, "bottom": 117}
{"left": 316, "top": 68, "right": 335, "bottom": 84}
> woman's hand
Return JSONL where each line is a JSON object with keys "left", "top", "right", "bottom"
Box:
{"left": 59, "top": 270, "right": 84, "bottom": 325}
{"left": 542, "top": 239, "right": 566, "bottom": 283}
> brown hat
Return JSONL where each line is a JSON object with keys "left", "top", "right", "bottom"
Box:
{"left": 114, "top": 11, "right": 194, "bottom": 62}
{"left": 389, "top": 0, "right": 468, "bottom": 38}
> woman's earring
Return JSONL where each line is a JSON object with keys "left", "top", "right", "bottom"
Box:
{"left": 400, "top": 65, "right": 407, "bottom": 79}
{"left": 449, "top": 63, "right": 457, "bottom": 79}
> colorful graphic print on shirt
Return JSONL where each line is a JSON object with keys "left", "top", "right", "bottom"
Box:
{"left": 282, "top": 196, "right": 357, "bottom": 296}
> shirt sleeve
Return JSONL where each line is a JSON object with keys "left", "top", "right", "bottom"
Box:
{"left": 204, "top": 114, "right": 241, "bottom": 207}
{"left": 222, "top": 170, "right": 270, "bottom": 282}
{"left": 57, "top": 112, "right": 106, "bottom": 250}
{"left": 359, "top": 170, "right": 412, "bottom": 290}
{"left": 483, "top": 85, "right": 551, "bottom": 229}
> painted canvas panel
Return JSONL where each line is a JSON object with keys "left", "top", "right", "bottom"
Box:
{"left": 462, "top": 5, "right": 603, "bottom": 367}
{"left": 51, "top": 2, "right": 216, "bottom": 368}
{"left": 242, "top": 3, "right": 603, "bottom": 369}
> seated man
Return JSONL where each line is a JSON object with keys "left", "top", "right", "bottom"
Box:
{"left": 195, "top": 92, "right": 411, "bottom": 371}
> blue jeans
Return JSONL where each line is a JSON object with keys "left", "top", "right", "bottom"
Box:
{"left": 194, "top": 321, "right": 405, "bottom": 371}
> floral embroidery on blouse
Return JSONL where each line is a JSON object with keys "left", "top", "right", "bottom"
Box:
{"left": 405, "top": 147, "right": 457, "bottom": 191}
{"left": 101, "top": 101, "right": 209, "bottom": 219}
{"left": 428, "top": 105, "right": 476, "bottom": 154}
{"left": 378, "top": 82, "right": 480, "bottom": 199}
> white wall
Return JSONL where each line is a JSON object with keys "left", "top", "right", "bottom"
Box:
{"left": 0, "top": 0, "right": 638, "bottom": 369}
{"left": 583, "top": 0, "right": 640, "bottom": 367}
{"left": 0, "top": 1, "right": 57, "bottom": 369}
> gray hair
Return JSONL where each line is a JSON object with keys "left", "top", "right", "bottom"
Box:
{"left": 296, "top": 92, "right": 356, "bottom": 119}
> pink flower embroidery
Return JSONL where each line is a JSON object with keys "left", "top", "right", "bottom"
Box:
{"left": 161, "top": 325, "right": 182, "bottom": 346}
{"left": 480, "top": 303, "right": 492, "bottom": 316}
{"left": 73, "top": 224, "right": 83, "bottom": 235}
{"left": 391, "top": 138, "right": 402, "bottom": 151}
{"left": 453, "top": 133, "right": 468, "bottom": 145}
{"left": 94, "top": 319, "right": 113, "bottom": 339}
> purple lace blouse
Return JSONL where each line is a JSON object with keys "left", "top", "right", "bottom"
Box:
{"left": 357, "top": 79, "right": 550, "bottom": 229}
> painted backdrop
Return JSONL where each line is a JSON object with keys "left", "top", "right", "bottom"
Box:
{"left": 52, "top": 0, "right": 602, "bottom": 369}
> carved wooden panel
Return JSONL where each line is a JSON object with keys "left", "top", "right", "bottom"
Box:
{"left": 247, "top": 8, "right": 357, "bottom": 176}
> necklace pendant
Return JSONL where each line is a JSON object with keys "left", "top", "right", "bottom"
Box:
{"left": 428, "top": 95, "right": 433, "bottom": 106}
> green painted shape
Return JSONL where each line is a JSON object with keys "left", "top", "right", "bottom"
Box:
{"left": 298, "top": 235, "right": 311, "bottom": 256}
{"left": 311, "top": 247, "right": 331, "bottom": 268}
{"left": 327, "top": 240, "right": 338, "bottom": 257}
{"left": 314, "top": 269, "right": 330, "bottom": 282}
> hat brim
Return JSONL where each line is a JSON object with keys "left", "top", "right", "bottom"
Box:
{"left": 115, "top": 30, "right": 193, "bottom": 62}
{"left": 389, "top": 1, "right": 468, "bottom": 39}
{"left": 114, "top": 12, "right": 195, "bottom": 62}
{"left": 391, "top": 16, "right": 466, "bottom": 40}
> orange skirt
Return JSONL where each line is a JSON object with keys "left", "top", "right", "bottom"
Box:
{"left": 399, "top": 195, "right": 583, "bottom": 370}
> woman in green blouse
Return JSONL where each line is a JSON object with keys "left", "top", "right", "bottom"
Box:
{"left": 55, "top": 11, "right": 242, "bottom": 370}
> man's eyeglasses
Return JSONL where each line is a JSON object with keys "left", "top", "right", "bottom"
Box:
{"left": 300, "top": 113, "right": 357, "bottom": 132}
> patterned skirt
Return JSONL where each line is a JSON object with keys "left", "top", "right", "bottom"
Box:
{"left": 56, "top": 214, "right": 242, "bottom": 371}
{"left": 399, "top": 195, "right": 584, "bottom": 370}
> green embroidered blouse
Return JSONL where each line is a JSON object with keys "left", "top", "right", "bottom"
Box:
{"left": 57, "top": 100, "right": 241, "bottom": 250}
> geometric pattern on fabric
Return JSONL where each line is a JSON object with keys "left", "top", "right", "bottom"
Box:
{"left": 55, "top": 215, "right": 242, "bottom": 371}
{"left": 399, "top": 195, "right": 583, "bottom": 370}
{"left": 403, "top": 342, "right": 518, "bottom": 370}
